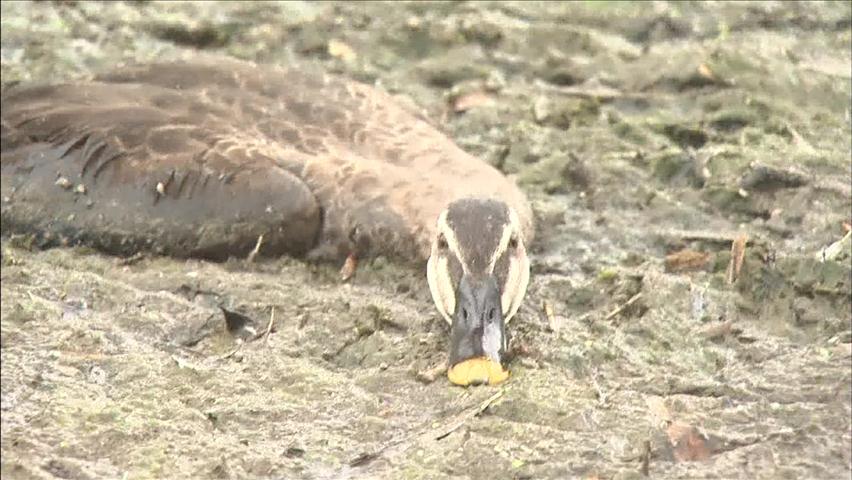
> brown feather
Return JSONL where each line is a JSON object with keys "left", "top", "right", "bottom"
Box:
{"left": 1, "top": 57, "right": 533, "bottom": 262}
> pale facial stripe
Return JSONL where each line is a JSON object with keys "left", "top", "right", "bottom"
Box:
{"left": 500, "top": 255, "right": 519, "bottom": 316}
{"left": 486, "top": 207, "right": 521, "bottom": 274}
{"left": 427, "top": 254, "right": 455, "bottom": 324}
{"left": 488, "top": 223, "right": 513, "bottom": 274}
{"left": 436, "top": 210, "right": 468, "bottom": 275}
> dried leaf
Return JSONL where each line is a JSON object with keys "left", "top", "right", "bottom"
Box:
{"left": 646, "top": 395, "right": 673, "bottom": 427}
{"left": 697, "top": 63, "right": 716, "bottom": 81}
{"left": 700, "top": 320, "right": 741, "bottom": 340}
{"left": 726, "top": 233, "right": 748, "bottom": 284}
{"left": 340, "top": 253, "right": 357, "bottom": 281}
{"left": 328, "top": 39, "right": 357, "bottom": 62}
{"left": 414, "top": 359, "right": 448, "bottom": 384}
{"left": 666, "top": 422, "right": 712, "bottom": 462}
{"left": 817, "top": 230, "right": 852, "bottom": 262}
{"left": 665, "top": 249, "right": 711, "bottom": 273}
{"left": 451, "top": 90, "right": 494, "bottom": 112}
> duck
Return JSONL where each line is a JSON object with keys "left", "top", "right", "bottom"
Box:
{"left": 0, "top": 57, "right": 534, "bottom": 386}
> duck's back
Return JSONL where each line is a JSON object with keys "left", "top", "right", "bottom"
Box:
{"left": 0, "top": 58, "right": 532, "bottom": 263}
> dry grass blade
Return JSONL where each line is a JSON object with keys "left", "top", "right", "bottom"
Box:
{"left": 264, "top": 306, "right": 275, "bottom": 345}
{"left": 604, "top": 293, "right": 643, "bottom": 321}
{"left": 219, "top": 343, "right": 243, "bottom": 360}
{"left": 434, "top": 389, "right": 505, "bottom": 440}
{"left": 246, "top": 234, "right": 264, "bottom": 263}
{"left": 347, "top": 388, "right": 506, "bottom": 468}
{"left": 117, "top": 252, "right": 147, "bottom": 266}
{"left": 543, "top": 300, "right": 556, "bottom": 330}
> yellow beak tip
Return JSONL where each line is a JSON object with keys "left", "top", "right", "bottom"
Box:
{"left": 447, "top": 357, "right": 510, "bottom": 386}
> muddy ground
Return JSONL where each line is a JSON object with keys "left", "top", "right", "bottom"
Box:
{"left": 1, "top": 1, "right": 851, "bottom": 479}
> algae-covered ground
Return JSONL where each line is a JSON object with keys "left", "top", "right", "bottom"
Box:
{"left": 2, "top": 1, "right": 851, "bottom": 479}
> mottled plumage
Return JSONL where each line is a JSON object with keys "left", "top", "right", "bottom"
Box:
{"left": 0, "top": 58, "right": 533, "bottom": 263}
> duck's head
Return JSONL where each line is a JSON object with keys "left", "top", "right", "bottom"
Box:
{"left": 426, "top": 198, "right": 531, "bottom": 386}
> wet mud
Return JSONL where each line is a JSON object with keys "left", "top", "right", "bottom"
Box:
{"left": 2, "top": 2, "right": 850, "bottom": 479}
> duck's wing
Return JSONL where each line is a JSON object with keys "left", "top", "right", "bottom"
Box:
{"left": 0, "top": 80, "right": 321, "bottom": 260}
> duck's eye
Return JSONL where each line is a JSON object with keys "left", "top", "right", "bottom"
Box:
{"left": 437, "top": 235, "right": 448, "bottom": 250}
{"left": 508, "top": 235, "right": 519, "bottom": 249}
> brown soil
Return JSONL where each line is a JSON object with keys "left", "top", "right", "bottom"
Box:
{"left": 2, "top": 2, "right": 850, "bottom": 479}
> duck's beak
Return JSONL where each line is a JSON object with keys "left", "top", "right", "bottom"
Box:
{"left": 449, "top": 274, "right": 506, "bottom": 369}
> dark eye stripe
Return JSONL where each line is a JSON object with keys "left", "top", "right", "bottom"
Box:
{"left": 447, "top": 252, "right": 464, "bottom": 283}
{"left": 493, "top": 249, "right": 511, "bottom": 290}
{"left": 437, "top": 234, "right": 448, "bottom": 250}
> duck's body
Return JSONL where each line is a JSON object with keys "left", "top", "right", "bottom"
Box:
{"left": 1, "top": 58, "right": 535, "bottom": 385}
{"left": 0, "top": 58, "right": 533, "bottom": 264}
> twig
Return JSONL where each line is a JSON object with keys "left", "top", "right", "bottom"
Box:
{"left": 640, "top": 439, "right": 651, "bottom": 476}
{"left": 246, "top": 234, "right": 264, "bottom": 263}
{"left": 264, "top": 306, "right": 275, "bottom": 345}
{"left": 219, "top": 342, "right": 243, "bottom": 360}
{"left": 726, "top": 233, "right": 748, "bottom": 284}
{"left": 347, "top": 388, "right": 506, "bottom": 468}
{"left": 415, "top": 358, "right": 448, "bottom": 384}
{"left": 659, "top": 229, "right": 758, "bottom": 247}
{"left": 604, "top": 293, "right": 642, "bottom": 321}
{"left": 434, "top": 389, "right": 505, "bottom": 440}
{"left": 542, "top": 300, "right": 556, "bottom": 331}
{"left": 117, "top": 252, "right": 146, "bottom": 266}
{"left": 533, "top": 78, "right": 623, "bottom": 100}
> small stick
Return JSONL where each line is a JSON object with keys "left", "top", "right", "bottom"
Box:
{"left": 347, "top": 388, "right": 506, "bottom": 468}
{"left": 219, "top": 343, "right": 243, "bottom": 360}
{"left": 118, "top": 252, "right": 146, "bottom": 266}
{"left": 726, "top": 233, "right": 748, "bottom": 284}
{"left": 543, "top": 300, "right": 556, "bottom": 331}
{"left": 434, "top": 389, "right": 505, "bottom": 440}
{"left": 604, "top": 293, "right": 643, "bottom": 321}
{"left": 264, "top": 307, "right": 275, "bottom": 345}
{"left": 640, "top": 439, "right": 651, "bottom": 476}
{"left": 246, "top": 234, "right": 264, "bottom": 263}
{"left": 414, "top": 358, "right": 448, "bottom": 384}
